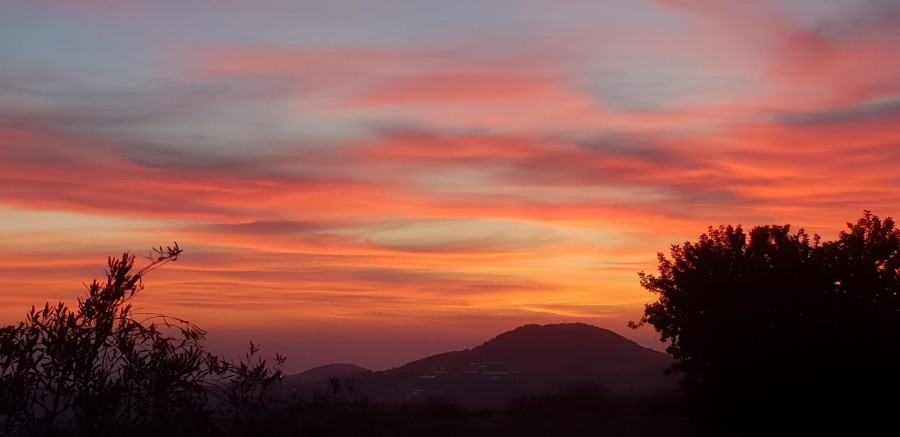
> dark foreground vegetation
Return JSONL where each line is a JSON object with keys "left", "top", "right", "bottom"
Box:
{"left": 244, "top": 385, "right": 690, "bottom": 437}
{"left": 0, "top": 244, "right": 285, "bottom": 437}
{"left": 633, "top": 211, "right": 900, "bottom": 435}
{"left": 2, "top": 210, "right": 898, "bottom": 436}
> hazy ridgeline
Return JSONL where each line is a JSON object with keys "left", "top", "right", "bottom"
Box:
{"left": 1, "top": 211, "right": 899, "bottom": 436}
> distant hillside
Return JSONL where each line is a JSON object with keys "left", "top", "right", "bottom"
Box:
{"left": 349, "top": 323, "right": 678, "bottom": 408}
{"left": 283, "top": 363, "right": 371, "bottom": 385}
{"left": 402, "top": 323, "right": 671, "bottom": 376}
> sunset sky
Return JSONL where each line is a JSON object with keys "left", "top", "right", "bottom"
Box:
{"left": 2, "top": 0, "right": 899, "bottom": 372}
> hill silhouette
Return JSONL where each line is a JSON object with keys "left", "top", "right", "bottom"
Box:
{"left": 403, "top": 323, "right": 671, "bottom": 379}
{"left": 286, "top": 323, "right": 677, "bottom": 408}
{"left": 283, "top": 363, "right": 371, "bottom": 384}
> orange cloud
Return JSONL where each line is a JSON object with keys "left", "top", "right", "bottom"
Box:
{"left": 3, "top": 0, "right": 899, "bottom": 370}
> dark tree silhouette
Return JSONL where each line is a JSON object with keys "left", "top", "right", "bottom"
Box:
{"left": 631, "top": 211, "right": 900, "bottom": 434}
{"left": 0, "top": 244, "right": 285, "bottom": 436}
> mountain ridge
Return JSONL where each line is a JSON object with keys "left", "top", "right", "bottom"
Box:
{"left": 283, "top": 323, "right": 677, "bottom": 408}
{"left": 398, "top": 323, "right": 668, "bottom": 372}
{"left": 283, "top": 362, "right": 371, "bottom": 384}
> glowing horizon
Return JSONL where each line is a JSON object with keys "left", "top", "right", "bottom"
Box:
{"left": 2, "top": 0, "right": 899, "bottom": 371}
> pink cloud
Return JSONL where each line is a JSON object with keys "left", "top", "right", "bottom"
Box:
{"left": 356, "top": 131, "right": 547, "bottom": 160}
{"left": 3, "top": 1, "right": 899, "bottom": 367}
{"left": 344, "top": 73, "right": 576, "bottom": 107}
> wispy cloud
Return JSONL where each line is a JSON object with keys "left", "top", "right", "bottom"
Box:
{"left": 1, "top": 0, "right": 898, "bottom": 368}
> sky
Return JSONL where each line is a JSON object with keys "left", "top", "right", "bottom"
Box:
{"left": 1, "top": 0, "right": 899, "bottom": 372}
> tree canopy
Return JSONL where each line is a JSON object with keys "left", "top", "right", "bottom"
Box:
{"left": 633, "top": 211, "right": 900, "bottom": 434}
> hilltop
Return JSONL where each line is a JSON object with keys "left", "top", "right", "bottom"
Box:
{"left": 284, "top": 323, "right": 677, "bottom": 408}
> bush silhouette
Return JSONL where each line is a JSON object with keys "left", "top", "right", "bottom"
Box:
{"left": 631, "top": 211, "right": 900, "bottom": 434}
{"left": 0, "top": 244, "right": 284, "bottom": 436}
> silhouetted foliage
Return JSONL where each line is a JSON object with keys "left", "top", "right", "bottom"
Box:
{"left": 0, "top": 244, "right": 284, "bottom": 436}
{"left": 210, "top": 340, "right": 286, "bottom": 432}
{"left": 632, "top": 211, "right": 900, "bottom": 434}
{"left": 239, "top": 385, "right": 691, "bottom": 437}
